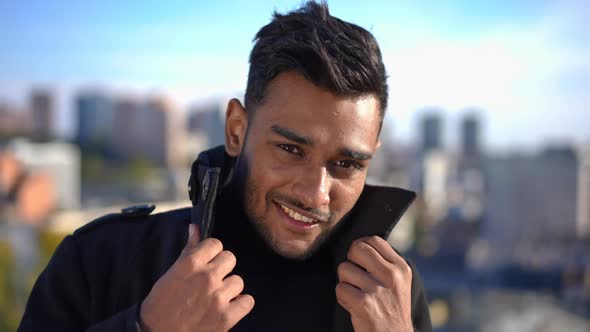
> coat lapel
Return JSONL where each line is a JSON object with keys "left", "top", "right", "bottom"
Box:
{"left": 330, "top": 185, "right": 416, "bottom": 332}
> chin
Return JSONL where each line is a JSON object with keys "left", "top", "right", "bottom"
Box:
{"left": 272, "top": 241, "right": 315, "bottom": 261}
{"left": 267, "top": 229, "right": 335, "bottom": 261}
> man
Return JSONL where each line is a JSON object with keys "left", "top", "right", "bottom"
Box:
{"left": 19, "top": 2, "right": 431, "bottom": 331}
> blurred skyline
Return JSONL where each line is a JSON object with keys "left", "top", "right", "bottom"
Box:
{"left": 1, "top": 0, "right": 589, "bottom": 150}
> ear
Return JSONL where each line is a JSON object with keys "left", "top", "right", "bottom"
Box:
{"left": 224, "top": 98, "right": 248, "bottom": 157}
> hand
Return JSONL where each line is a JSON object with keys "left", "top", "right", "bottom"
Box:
{"left": 139, "top": 224, "right": 255, "bottom": 332}
{"left": 336, "top": 236, "right": 413, "bottom": 332}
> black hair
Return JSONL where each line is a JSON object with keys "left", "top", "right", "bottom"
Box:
{"left": 245, "top": 1, "right": 388, "bottom": 121}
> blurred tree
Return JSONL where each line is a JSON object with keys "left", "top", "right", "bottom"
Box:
{"left": 36, "top": 229, "right": 66, "bottom": 267}
{"left": 0, "top": 230, "right": 66, "bottom": 331}
{"left": 126, "top": 156, "right": 158, "bottom": 183}
{"left": 81, "top": 153, "right": 106, "bottom": 182}
{"left": 0, "top": 241, "right": 19, "bottom": 332}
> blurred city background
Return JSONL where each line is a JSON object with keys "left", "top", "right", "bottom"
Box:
{"left": 0, "top": 0, "right": 589, "bottom": 331}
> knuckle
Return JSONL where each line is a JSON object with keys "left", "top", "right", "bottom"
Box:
{"left": 222, "top": 250, "right": 237, "bottom": 265}
{"left": 213, "top": 292, "right": 225, "bottom": 311}
{"left": 403, "top": 262, "right": 413, "bottom": 276}
{"left": 337, "top": 262, "right": 347, "bottom": 277}
{"left": 383, "top": 269, "right": 397, "bottom": 286}
{"left": 201, "top": 270, "right": 218, "bottom": 289}
{"left": 335, "top": 284, "right": 349, "bottom": 305}
{"left": 224, "top": 274, "right": 244, "bottom": 293}
{"left": 358, "top": 291, "right": 371, "bottom": 304}
{"left": 233, "top": 275, "right": 244, "bottom": 289}
{"left": 348, "top": 240, "right": 367, "bottom": 260}
{"left": 356, "top": 240, "right": 371, "bottom": 253}
{"left": 375, "top": 262, "right": 390, "bottom": 278}
{"left": 368, "top": 235, "right": 381, "bottom": 244}
{"left": 240, "top": 295, "right": 255, "bottom": 310}
{"left": 352, "top": 239, "right": 366, "bottom": 251}
{"left": 211, "top": 291, "right": 225, "bottom": 310}
{"left": 208, "top": 238, "right": 224, "bottom": 251}
{"left": 184, "top": 253, "right": 204, "bottom": 271}
{"left": 390, "top": 267, "right": 408, "bottom": 285}
{"left": 390, "top": 268, "right": 402, "bottom": 281}
{"left": 335, "top": 289, "right": 347, "bottom": 305}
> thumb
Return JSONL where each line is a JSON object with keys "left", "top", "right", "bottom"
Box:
{"left": 185, "top": 223, "right": 201, "bottom": 249}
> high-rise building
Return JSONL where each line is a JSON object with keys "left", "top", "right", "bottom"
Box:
{"left": 112, "top": 97, "right": 139, "bottom": 160}
{"left": 484, "top": 147, "right": 578, "bottom": 267}
{"left": 577, "top": 144, "right": 590, "bottom": 238}
{"left": 141, "top": 97, "right": 183, "bottom": 168}
{"left": 187, "top": 101, "right": 226, "bottom": 149}
{"left": 420, "top": 112, "right": 443, "bottom": 153}
{"left": 30, "top": 90, "right": 54, "bottom": 140}
{"left": 0, "top": 103, "right": 31, "bottom": 137}
{"left": 76, "top": 92, "right": 114, "bottom": 150}
{"left": 461, "top": 113, "right": 480, "bottom": 157}
{"left": 112, "top": 96, "right": 184, "bottom": 168}
{"left": 422, "top": 150, "right": 455, "bottom": 223}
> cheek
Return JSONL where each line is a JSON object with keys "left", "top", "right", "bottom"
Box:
{"left": 251, "top": 146, "right": 297, "bottom": 187}
{"left": 246, "top": 152, "right": 293, "bottom": 207}
{"left": 330, "top": 179, "right": 365, "bottom": 215}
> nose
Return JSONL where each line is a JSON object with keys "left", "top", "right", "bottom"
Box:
{"left": 292, "top": 165, "right": 331, "bottom": 209}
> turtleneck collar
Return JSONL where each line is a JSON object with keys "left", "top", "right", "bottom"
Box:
{"left": 212, "top": 184, "right": 334, "bottom": 274}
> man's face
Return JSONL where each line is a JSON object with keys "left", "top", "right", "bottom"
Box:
{"left": 226, "top": 71, "right": 381, "bottom": 260}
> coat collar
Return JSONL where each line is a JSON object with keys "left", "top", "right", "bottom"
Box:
{"left": 189, "top": 145, "right": 416, "bottom": 255}
{"left": 190, "top": 146, "right": 416, "bottom": 332}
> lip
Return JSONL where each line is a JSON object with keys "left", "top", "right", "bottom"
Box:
{"left": 273, "top": 201, "right": 322, "bottom": 232}
{"left": 273, "top": 199, "right": 327, "bottom": 222}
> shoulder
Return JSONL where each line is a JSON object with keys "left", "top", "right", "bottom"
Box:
{"left": 71, "top": 204, "right": 191, "bottom": 256}
{"left": 67, "top": 204, "right": 191, "bottom": 275}
{"left": 74, "top": 203, "right": 156, "bottom": 234}
{"left": 74, "top": 204, "right": 190, "bottom": 237}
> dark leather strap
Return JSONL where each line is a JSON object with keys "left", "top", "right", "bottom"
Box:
{"left": 190, "top": 166, "right": 221, "bottom": 241}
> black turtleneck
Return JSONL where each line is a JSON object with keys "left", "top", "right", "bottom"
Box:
{"left": 212, "top": 188, "right": 337, "bottom": 332}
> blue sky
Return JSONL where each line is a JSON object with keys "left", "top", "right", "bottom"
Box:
{"left": 0, "top": 0, "right": 588, "bottom": 150}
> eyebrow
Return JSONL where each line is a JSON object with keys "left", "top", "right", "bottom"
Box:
{"left": 339, "top": 148, "right": 373, "bottom": 161}
{"left": 270, "top": 124, "right": 373, "bottom": 161}
{"left": 271, "top": 125, "right": 313, "bottom": 145}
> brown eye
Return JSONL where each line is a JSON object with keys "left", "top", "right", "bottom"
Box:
{"left": 334, "top": 160, "right": 362, "bottom": 170}
{"left": 277, "top": 144, "right": 302, "bottom": 156}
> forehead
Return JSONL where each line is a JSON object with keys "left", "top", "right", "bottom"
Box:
{"left": 252, "top": 72, "right": 381, "bottom": 147}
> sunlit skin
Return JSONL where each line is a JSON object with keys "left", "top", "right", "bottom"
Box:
{"left": 225, "top": 71, "right": 382, "bottom": 260}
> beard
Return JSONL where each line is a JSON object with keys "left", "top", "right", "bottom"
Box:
{"left": 233, "top": 153, "right": 339, "bottom": 261}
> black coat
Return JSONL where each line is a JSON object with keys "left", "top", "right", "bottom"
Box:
{"left": 19, "top": 147, "right": 432, "bottom": 332}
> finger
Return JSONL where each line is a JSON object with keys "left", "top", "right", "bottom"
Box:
{"left": 348, "top": 239, "right": 391, "bottom": 284}
{"left": 224, "top": 294, "right": 255, "bottom": 330}
{"left": 335, "top": 282, "right": 363, "bottom": 311}
{"left": 208, "top": 250, "right": 237, "bottom": 279}
{"left": 337, "top": 261, "right": 381, "bottom": 291}
{"left": 183, "top": 237, "right": 224, "bottom": 265}
{"left": 220, "top": 275, "right": 245, "bottom": 301}
{"left": 364, "top": 236, "right": 413, "bottom": 281}
{"left": 363, "top": 236, "right": 404, "bottom": 265}
{"left": 185, "top": 224, "right": 201, "bottom": 249}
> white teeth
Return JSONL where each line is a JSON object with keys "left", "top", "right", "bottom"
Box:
{"left": 280, "top": 204, "right": 316, "bottom": 223}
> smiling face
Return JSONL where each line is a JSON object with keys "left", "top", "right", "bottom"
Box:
{"left": 225, "top": 71, "right": 382, "bottom": 260}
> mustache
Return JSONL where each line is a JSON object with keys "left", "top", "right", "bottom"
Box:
{"left": 272, "top": 192, "right": 333, "bottom": 221}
